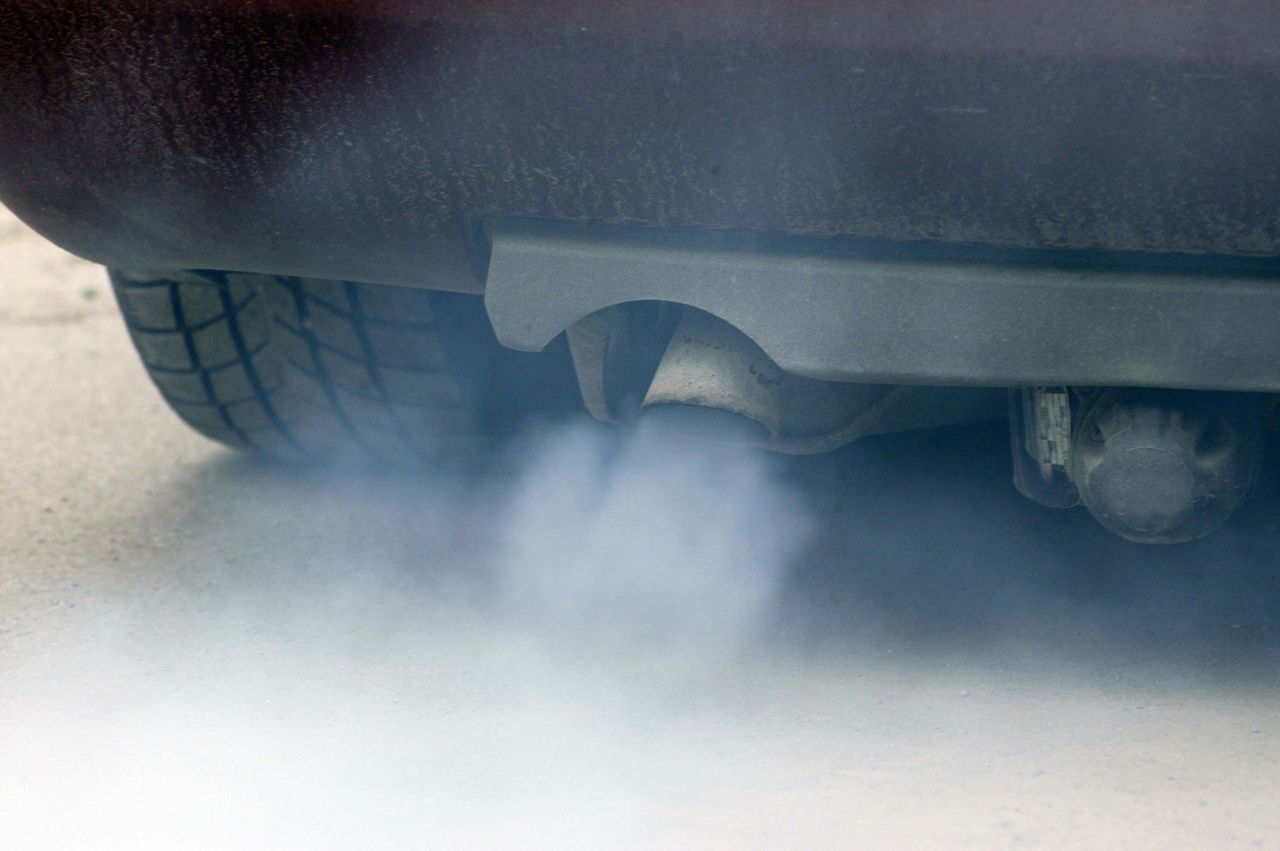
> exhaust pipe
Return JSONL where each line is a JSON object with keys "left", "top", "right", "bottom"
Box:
{"left": 641, "top": 308, "right": 783, "bottom": 445}
{"left": 641, "top": 309, "right": 897, "bottom": 454}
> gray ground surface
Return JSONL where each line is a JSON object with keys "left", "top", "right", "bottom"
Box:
{"left": 2, "top": 203, "right": 1278, "bottom": 849}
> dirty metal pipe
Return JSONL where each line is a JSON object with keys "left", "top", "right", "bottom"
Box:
{"left": 641, "top": 308, "right": 781, "bottom": 445}
{"left": 641, "top": 308, "right": 918, "bottom": 454}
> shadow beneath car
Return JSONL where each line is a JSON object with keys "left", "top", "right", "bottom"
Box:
{"left": 781, "top": 423, "right": 1280, "bottom": 683}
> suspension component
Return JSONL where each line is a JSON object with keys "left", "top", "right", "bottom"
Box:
{"left": 1013, "top": 387, "right": 1265, "bottom": 542}
{"left": 1069, "top": 390, "right": 1263, "bottom": 544}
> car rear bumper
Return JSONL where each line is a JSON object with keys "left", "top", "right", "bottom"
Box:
{"left": 2, "top": 0, "right": 1280, "bottom": 294}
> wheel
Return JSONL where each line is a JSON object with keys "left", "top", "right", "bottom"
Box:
{"left": 110, "top": 269, "right": 572, "bottom": 464}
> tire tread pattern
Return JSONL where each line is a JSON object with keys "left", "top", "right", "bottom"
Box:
{"left": 110, "top": 269, "right": 476, "bottom": 463}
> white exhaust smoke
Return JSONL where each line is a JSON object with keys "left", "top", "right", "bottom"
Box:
{"left": 0, "top": 419, "right": 815, "bottom": 849}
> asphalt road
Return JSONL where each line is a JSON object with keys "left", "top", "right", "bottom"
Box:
{"left": 2, "top": 203, "right": 1278, "bottom": 849}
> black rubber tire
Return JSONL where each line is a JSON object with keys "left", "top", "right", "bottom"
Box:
{"left": 110, "top": 269, "right": 561, "bottom": 464}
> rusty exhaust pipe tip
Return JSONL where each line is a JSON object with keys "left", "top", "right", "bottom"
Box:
{"left": 640, "top": 307, "right": 914, "bottom": 454}
{"left": 641, "top": 309, "right": 784, "bottom": 447}
{"left": 638, "top": 306, "right": 1006, "bottom": 455}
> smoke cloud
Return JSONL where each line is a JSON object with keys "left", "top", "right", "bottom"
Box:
{"left": 2, "top": 412, "right": 1278, "bottom": 849}
{"left": 0, "top": 419, "right": 818, "bottom": 849}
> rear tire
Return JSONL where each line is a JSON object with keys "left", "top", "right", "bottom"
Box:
{"left": 110, "top": 269, "right": 565, "bottom": 464}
